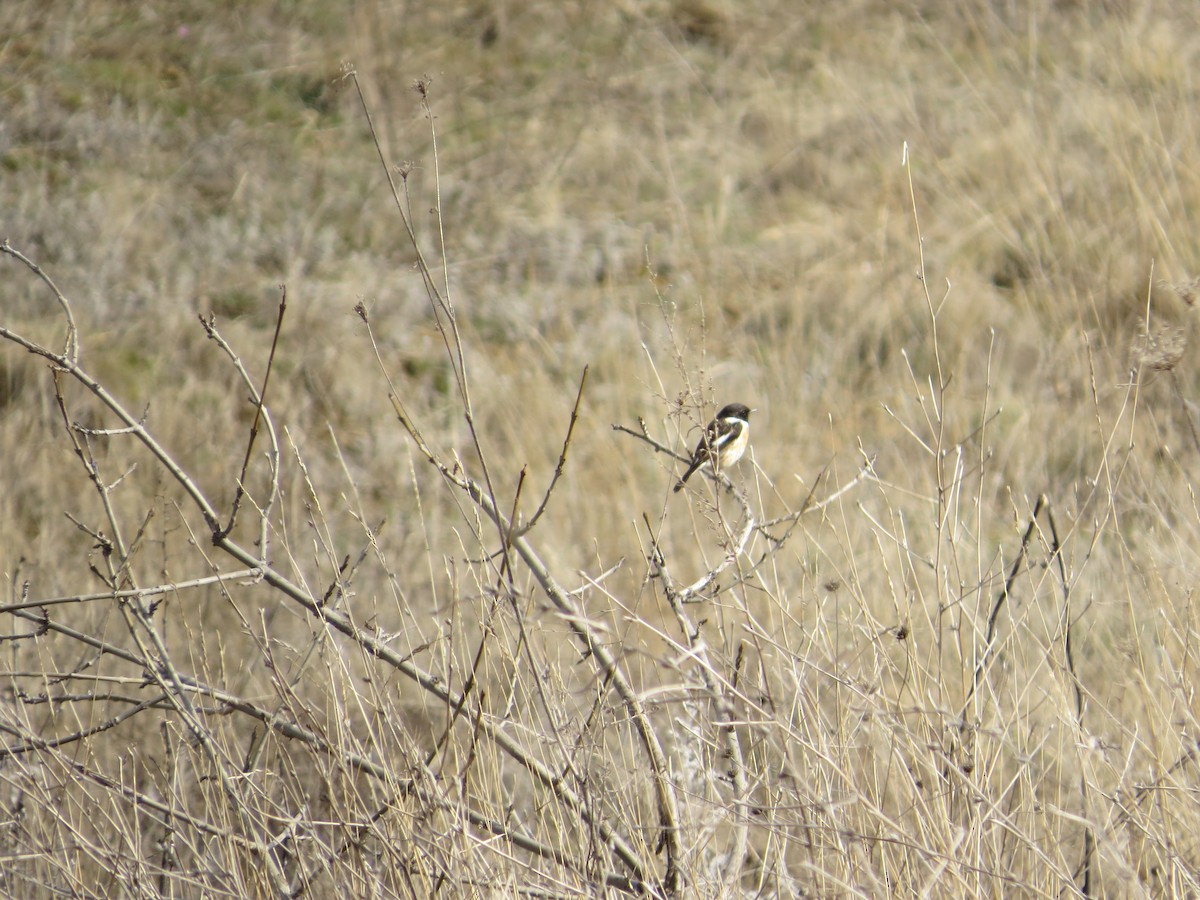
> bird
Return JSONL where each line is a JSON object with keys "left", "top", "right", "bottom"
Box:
{"left": 673, "top": 402, "right": 753, "bottom": 492}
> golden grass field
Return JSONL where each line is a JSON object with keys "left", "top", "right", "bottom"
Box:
{"left": 4, "top": 1, "right": 1200, "bottom": 896}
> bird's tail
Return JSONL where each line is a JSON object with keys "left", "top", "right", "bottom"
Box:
{"left": 673, "top": 461, "right": 702, "bottom": 492}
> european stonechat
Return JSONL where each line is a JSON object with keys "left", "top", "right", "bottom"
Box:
{"left": 673, "top": 402, "right": 753, "bottom": 492}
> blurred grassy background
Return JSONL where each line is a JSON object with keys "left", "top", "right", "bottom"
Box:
{"left": 5, "top": 0, "right": 1200, "bottom": 894}
{"left": 7, "top": 0, "right": 1200, "bottom": 610}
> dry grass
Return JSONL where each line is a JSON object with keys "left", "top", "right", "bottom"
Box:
{"left": 4, "top": 1, "right": 1200, "bottom": 896}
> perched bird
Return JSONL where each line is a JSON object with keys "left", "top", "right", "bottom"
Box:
{"left": 673, "top": 402, "right": 753, "bottom": 492}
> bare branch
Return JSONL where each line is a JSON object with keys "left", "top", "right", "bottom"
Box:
{"left": 201, "top": 285, "right": 287, "bottom": 540}
{"left": 1, "top": 240, "right": 78, "bottom": 365}
{"left": 516, "top": 364, "right": 588, "bottom": 536}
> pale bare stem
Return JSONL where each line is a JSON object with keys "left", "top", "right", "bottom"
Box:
{"left": 13, "top": 658, "right": 608, "bottom": 886}
{"left": 640, "top": 513, "right": 749, "bottom": 891}
{"left": 210, "top": 532, "right": 654, "bottom": 887}
{"left": 357, "top": 303, "right": 510, "bottom": 600}
{"left": 347, "top": 74, "right": 464, "bottom": 392}
{"left": 961, "top": 495, "right": 1044, "bottom": 719}
{"left": 357, "top": 308, "right": 683, "bottom": 887}
{"left": 416, "top": 78, "right": 454, "bottom": 330}
{"left": 324, "top": 424, "right": 391, "bottom": 593}
{"left": 643, "top": 251, "right": 704, "bottom": 418}
{"left": 239, "top": 429, "right": 365, "bottom": 775}
{"left": 2, "top": 694, "right": 170, "bottom": 754}
{"left": 0, "top": 570, "right": 262, "bottom": 614}
{"left": 198, "top": 307, "right": 283, "bottom": 549}
{"left": 904, "top": 144, "right": 955, "bottom": 712}
{"left": 6, "top": 254, "right": 625, "bottom": 892}
{"left": 426, "top": 596, "right": 507, "bottom": 781}
{"left": 282, "top": 428, "right": 350, "bottom": 604}
{"left": 354, "top": 84, "right": 540, "bottom": 607}
{"left": 353, "top": 306, "right": 431, "bottom": 457}
{"left": 51, "top": 377, "right": 296, "bottom": 897}
{"left": 612, "top": 420, "right": 692, "bottom": 467}
{"left": 512, "top": 538, "right": 684, "bottom": 889}
{"left": 632, "top": 566, "right": 953, "bottom": 888}
{"left": 396, "top": 164, "right": 466, "bottom": 389}
{"left": 394, "top": 423, "right": 682, "bottom": 887}
{"left": 782, "top": 454, "right": 877, "bottom": 519}
{"left": 1, "top": 240, "right": 78, "bottom": 364}
{"left": 372, "top": 385, "right": 500, "bottom": 581}
{"left": 166, "top": 454, "right": 653, "bottom": 889}
{"left": 1, "top": 580, "right": 300, "bottom": 892}
{"left": 676, "top": 510, "right": 755, "bottom": 604}
{"left": 623, "top": 420, "right": 871, "bottom": 891}
{"left": 3, "top": 595, "right": 151, "bottom": 667}
{"left": 27, "top": 743, "right": 250, "bottom": 845}
{"left": 880, "top": 395, "right": 935, "bottom": 456}
{"left": 483, "top": 506, "right": 568, "bottom": 763}
{"left": 0, "top": 320, "right": 223, "bottom": 532}
{"left": 1040, "top": 504, "right": 1096, "bottom": 891}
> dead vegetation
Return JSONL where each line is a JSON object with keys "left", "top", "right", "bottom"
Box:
{"left": 3, "top": 2, "right": 1200, "bottom": 896}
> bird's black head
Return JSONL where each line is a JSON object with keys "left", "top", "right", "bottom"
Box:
{"left": 717, "top": 403, "right": 752, "bottom": 422}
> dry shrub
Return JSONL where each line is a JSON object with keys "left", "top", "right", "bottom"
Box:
{"left": 4, "top": 3, "right": 1200, "bottom": 898}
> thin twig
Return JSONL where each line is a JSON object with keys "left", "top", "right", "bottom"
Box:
{"left": 199, "top": 289, "right": 286, "bottom": 542}
{"left": 1, "top": 240, "right": 78, "bottom": 364}
{"left": 0, "top": 569, "right": 263, "bottom": 614}
{"left": 517, "top": 365, "right": 588, "bottom": 536}
{"left": 961, "top": 494, "right": 1045, "bottom": 718}
{"left": 1044, "top": 504, "right": 1094, "bottom": 898}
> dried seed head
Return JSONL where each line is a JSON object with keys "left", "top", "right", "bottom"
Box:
{"left": 1165, "top": 276, "right": 1200, "bottom": 308}
{"left": 1131, "top": 319, "right": 1187, "bottom": 372}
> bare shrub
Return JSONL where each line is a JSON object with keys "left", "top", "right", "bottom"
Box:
{"left": 5, "top": 21, "right": 1200, "bottom": 900}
